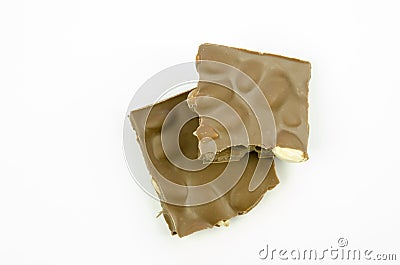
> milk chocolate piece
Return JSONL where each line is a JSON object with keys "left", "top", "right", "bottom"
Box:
{"left": 129, "top": 91, "right": 279, "bottom": 237}
{"left": 188, "top": 43, "right": 311, "bottom": 163}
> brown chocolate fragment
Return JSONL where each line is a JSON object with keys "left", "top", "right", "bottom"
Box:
{"left": 129, "top": 91, "right": 279, "bottom": 237}
{"left": 188, "top": 43, "right": 311, "bottom": 163}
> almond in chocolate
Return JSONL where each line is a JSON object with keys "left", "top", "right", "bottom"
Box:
{"left": 188, "top": 43, "right": 311, "bottom": 163}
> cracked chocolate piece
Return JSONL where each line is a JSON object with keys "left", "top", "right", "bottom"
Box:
{"left": 188, "top": 43, "right": 311, "bottom": 163}
{"left": 129, "top": 91, "right": 279, "bottom": 237}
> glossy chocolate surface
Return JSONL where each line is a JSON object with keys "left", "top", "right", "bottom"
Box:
{"left": 129, "top": 91, "right": 279, "bottom": 237}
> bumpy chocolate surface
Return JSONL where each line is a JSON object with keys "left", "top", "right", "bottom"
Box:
{"left": 188, "top": 43, "right": 311, "bottom": 162}
{"left": 129, "top": 91, "right": 279, "bottom": 237}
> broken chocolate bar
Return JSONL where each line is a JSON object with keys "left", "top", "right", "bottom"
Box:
{"left": 188, "top": 43, "right": 311, "bottom": 163}
{"left": 129, "top": 91, "right": 279, "bottom": 237}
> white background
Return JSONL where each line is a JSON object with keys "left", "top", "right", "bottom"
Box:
{"left": 1, "top": 0, "right": 399, "bottom": 264}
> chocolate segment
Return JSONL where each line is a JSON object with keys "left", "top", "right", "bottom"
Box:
{"left": 129, "top": 91, "right": 279, "bottom": 237}
{"left": 188, "top": 43, "right": 311, "bottom": 163}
